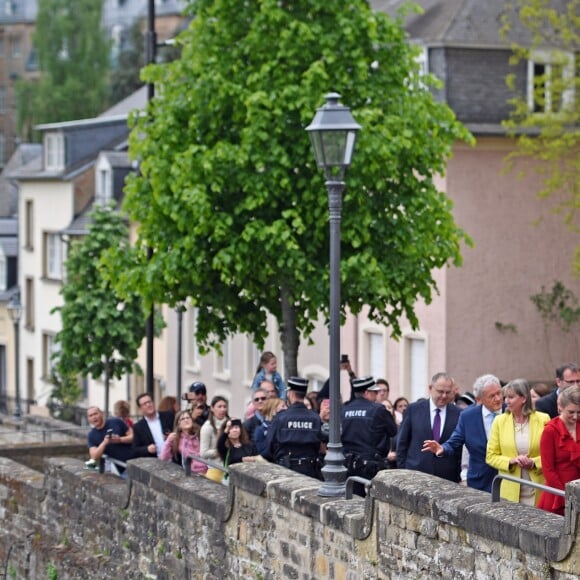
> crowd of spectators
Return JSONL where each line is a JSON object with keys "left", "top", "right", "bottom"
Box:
{"left": 86, "top": 354, "right": 580, "bottom": 514}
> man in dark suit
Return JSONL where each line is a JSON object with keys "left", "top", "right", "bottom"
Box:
{"left": 422, "top": 374, "right": 504, "bottom": 492}
{"left": 132, "top": 393, "right": 175, "bottom": 458}
{"left": 535, "top": 363, "right": 580, "bottom": 418}
{"left": 397, "top": 372, "right": 461, "bottom": 482}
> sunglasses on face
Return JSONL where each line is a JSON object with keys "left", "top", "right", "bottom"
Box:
{"left": 254, "top": 397, "right": 266, "bottom": 402}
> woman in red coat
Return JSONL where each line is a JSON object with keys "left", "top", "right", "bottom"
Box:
{"left": 538, "top": 386, "right": 580, "bottom": 515}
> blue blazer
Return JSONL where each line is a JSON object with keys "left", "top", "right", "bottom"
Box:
{"left": 441, "top": 404, "right": 497, "bottom": 492}
{"left": 397, "top": 399, "right": 461, "bottom": 482}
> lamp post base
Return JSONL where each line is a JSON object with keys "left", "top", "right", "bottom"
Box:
{"left": 318, "top": 447, "right": 347, "bottom": 497}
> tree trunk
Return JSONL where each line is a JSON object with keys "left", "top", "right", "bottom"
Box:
{"left": 279, "top": 284, "right": 299, "bottom": 379}
{"left": 104, "top": 358, "right": 110, "bottom": 417}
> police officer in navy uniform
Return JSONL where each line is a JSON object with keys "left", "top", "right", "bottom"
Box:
{"left": 342, "top": 376, "right": 398, "bottom": 495}
{"left": 262, "top": 376, "right": 323, "bottom": 479}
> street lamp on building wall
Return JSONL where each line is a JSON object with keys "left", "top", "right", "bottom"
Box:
{"left": 306, "top": 93, "right": 361, "bottom": 497}
{"left": 7, "top": 289, "right": 23, "bottom": 420}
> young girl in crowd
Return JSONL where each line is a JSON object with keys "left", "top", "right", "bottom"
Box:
{"left": 251, "top": 351, "right": 286, "bottom": 400}
{"left": 160, "top": 410, "right": 207, "bottom": 474}
{"left": 200, "top": 396, "right": 230, "bottom": 463}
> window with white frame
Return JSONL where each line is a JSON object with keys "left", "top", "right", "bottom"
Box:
{"left": 44, "top": 132, "right": 65, "bottom": 171}
{"left": 0, "top": 134, "right": 5, "bottom": 168}
{"left": 24, "top": 200, "right": 33, "bottom": 250}
{"left": 96, "top": 167, "right": 112, "bottom": 205}
{"left": 42, "top": 333, "right": 59, "bottom": 379}
{"left": 368, "top": 331, "right": 385, "bottom": 379}
{"left": 0, "top": 253, "right": 6, "bottom": 291}
{"left": 528, "top": 50, "right": 575, "bottom": 113}
{"left": 245, "top": 340, "right": 261, "bottom": 383}
{"left": 44, "top": 233, "right": 63, "bottom": 280}
{"left": 25, "top": 276, "right": 34, "bottom": 330}
{"left": 186, "top": 307, "right": 200, "bottom": 370}
{"left": 405, "top": 336, "right": 427, "bottom": 402}
{"left": 215, "top": 339, "right": 231, "bottom": 378}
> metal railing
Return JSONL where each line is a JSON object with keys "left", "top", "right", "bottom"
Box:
{"left": 0, "top": 425, "right": 89, "bottom": 444}
{"left": 345, "top": 476, "right": 372, "bottom": 499}
{"left": 98, "top": 455, "right": 128, "bottom": 475}
{"left": 491, "top": 473, "right": 565, "bottom": 502}
{"left": 184, "top": 455, "right": 229, "bottom": 478}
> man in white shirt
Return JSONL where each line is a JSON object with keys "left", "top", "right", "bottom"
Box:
{"left": 132, "top": 394, "right": 175, "bottom": 458}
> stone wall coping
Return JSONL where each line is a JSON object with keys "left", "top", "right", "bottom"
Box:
{"left": 374, "top": 469, "right": 576, "bottom": 561}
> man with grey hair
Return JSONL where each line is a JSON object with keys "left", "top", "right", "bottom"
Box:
{"left": 422, "top": 374, "right": 504, "bottom": 492}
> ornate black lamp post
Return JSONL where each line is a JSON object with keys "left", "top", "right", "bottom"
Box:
{"left": 7, "top": 290, "right": 23, "bottom": 420}
{"left": 306, "top": 93, "right": 361, "bottom": 497}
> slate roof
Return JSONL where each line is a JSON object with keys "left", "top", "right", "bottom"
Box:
{"left": 371, "top": 0, "right": 569, "bottom": 48}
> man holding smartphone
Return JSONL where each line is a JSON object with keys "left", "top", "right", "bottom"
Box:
{"left": 87, "top": 406, "right": 134, "bottom": 473}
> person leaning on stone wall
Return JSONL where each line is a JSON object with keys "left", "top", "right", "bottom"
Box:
{"left": 87, "top": 406, "right": 134, "bottom": 477}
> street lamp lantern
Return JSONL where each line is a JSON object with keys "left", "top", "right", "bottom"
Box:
{"left": 7, "top": 290, "right": 22, "bottom": 420}
{"left": 307, "top": 93, "right": 361, "bottom": 497}
{"left": 306, "top": 92, "right": 361, "bottom": 180}
{"left": 7, "top": 291, "right": 22, "bottom": 324}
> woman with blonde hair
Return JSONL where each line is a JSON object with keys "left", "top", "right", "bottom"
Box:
{"left": 486, "top": 379, "right": 550, "bottom": 505}
{"left": 160, "top": 410, "right": 207, "bottom": 474}
{"left": 538, "top": 385, "right": 580, "bottom": 515}
{"left": 253, "top": 398, "right": 287, "bottom": 455}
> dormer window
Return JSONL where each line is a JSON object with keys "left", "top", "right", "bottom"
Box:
{"left": 528, "top": 50, "right": 575, "bottom": 114}
{"left": 44, "top": 132, "right": 65, "bottom": 171}
{"left": 95, "top": 155, "right": 112, "bottom": 205}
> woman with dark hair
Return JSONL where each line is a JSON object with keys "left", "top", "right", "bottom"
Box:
{"left": 217, "top": 419, "right": 258, "bottom": 466}
{"left": 486, "top": 379, "right": 550, "bottom": 506}
{"left": 538, "top": 385, "right": 580, "bottom": 515}
{"left": 530, "top": 382, "right": 553, "bottom": 409}
{"left": 393, "top": 397, "right": 409, "bottom": 426}
{"left": 200, "top": 396, "right": 230, "bottom": 463}
{"left": 160, "top": 410, "right": 207, "bottom": 474}
{"left": 251, "top": 351, "right": 286, "bottom": 400}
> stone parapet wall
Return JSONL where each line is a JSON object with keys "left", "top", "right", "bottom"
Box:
{"left": 0, "top": 456, "right": 578, "bottom": 579}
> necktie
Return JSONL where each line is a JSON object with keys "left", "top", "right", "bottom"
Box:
{"left": 432, "top": 408, "right": 441, "bottom": 442}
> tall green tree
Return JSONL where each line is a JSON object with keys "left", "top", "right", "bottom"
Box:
{"left": 110, "top": 0, "right": 473, "bottom": 375}
{"left": 17, "top": 0, "right": 110, "bottom": 137}
{"left": 502, "top": 0, "right": 579, "bottom": 265}
{"left": 52, "top": 203, "right": 147, "bottom": 414}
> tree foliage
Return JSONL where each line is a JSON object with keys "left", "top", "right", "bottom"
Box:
{"left": 17, "top": 0, "right": 110, "bottom": 137}
{"left": 502, "top": 0, "right": 579, "bottom": 263}
{"left": 52, "top": 204, "right": 147, "bottom": 387}
{"left": 111, "top": 0, "right": 473, "bottom": 373}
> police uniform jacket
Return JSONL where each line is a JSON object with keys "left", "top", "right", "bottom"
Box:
{"left": 341, "top": 397, "right": 397, "bottom": 459}
{"left": 262, "top": 403, "right": 322, "bottom": 462}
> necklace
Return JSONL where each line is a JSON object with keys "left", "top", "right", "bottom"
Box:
{"left": 514, "top": 416, "right": 528, "bottom": 433}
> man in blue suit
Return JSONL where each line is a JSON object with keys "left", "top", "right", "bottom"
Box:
{"left": 422, "top": 374, "right": 504, "bottom": 492}
{"left": 396, "top": 372, "right": 462, "bottom": 482}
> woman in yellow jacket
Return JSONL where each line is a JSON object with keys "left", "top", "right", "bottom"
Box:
{"left": 486, "top": 379, "right": 550, "bottom": 505}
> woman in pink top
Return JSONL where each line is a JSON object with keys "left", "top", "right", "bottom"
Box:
{"left": 161, "top": 410, "right": 207, "bottom": 474}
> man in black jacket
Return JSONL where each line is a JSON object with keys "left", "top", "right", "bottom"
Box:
{"left": 535, "top": 363, "right": 580, "bottom": 419}
{"left": 132, "top": 393, "right": 175, "bottom": 458}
